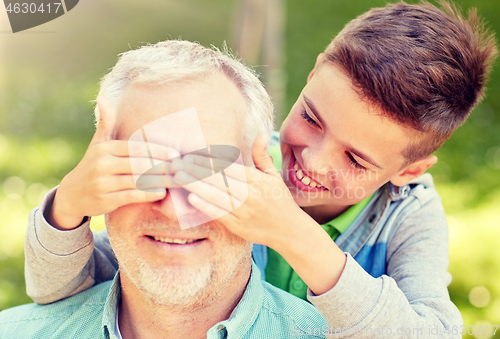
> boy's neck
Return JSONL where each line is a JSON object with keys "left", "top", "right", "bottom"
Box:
{"left": 302, "top": 204, "right": 351, "bottom": 225}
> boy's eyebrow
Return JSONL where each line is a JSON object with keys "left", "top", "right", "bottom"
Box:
{"left": 343, "top": 143, "right": 384, "bottom": 170}
{"left": 303, "top": 94, "right": 384, "bottom": 170}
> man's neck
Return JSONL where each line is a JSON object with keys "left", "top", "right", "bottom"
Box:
{"left": 118, "top": 264, "right": 251, "bottom": 339}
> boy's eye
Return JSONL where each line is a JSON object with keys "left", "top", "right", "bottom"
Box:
{"left": 301, "top": 110, "right": 319, "bottom": 127}
{"left": 346, "top": 152, "right": 366, "bottom": 173}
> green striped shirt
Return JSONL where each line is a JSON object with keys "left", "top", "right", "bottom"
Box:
{"left": 0, "top": 262, "right": 328, "bottom": 338}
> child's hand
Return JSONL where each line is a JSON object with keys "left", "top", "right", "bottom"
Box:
{"left": 46, "top": 97, "right": 180, "bottom": 230}
{"left": 171, "top": 133, "right": 311, "bottom": 250}
{"left": 172, "top": 133, "right": 347, "bottom": 295}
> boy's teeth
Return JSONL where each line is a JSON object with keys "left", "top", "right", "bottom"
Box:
{"left": 153, "top": 236, "right": 196, "bottom": 244}
{"left": 301, "top": 176, "right": 311, "bottom": 185}
{"left": 294, "top": 162, "right": 323, "bottom": 188}
{"left": 296, "top": 169, "right": 304, "bottom": 180}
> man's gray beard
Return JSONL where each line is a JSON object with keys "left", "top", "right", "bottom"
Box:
{"left": 110, "top": 228, "right": 252, "bottom": 309}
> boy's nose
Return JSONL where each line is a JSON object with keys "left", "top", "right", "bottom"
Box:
{"left": 301, "top": 146, "right": 333, "bottom": 176}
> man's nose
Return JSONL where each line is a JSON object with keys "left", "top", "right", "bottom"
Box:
{"left": 151, "top": 188, "right": 198, "bottom": 221}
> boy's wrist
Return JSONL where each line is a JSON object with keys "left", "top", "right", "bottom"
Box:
{"left": 271, "top": 212, "right": 319, "bottom": 258}
{"left": 44, "top": 191, "right": 85, "bottom": 231}
{"left": 272, "top": 213, "right": 347, "bottom": 296}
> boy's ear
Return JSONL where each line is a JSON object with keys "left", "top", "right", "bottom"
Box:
{"left": 390, "top": 155, "right": 438, "bottom": 187}
{"left": 307, "top": 53, "right": 324, "bottom": 83}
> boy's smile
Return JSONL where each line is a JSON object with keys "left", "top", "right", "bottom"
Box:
{"left": 280, "top": 59, "right": 421, "bottom": 222}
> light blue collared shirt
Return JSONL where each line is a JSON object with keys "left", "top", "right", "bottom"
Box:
{"left": 0, "top": 261, "right": 327, "bottom": 338}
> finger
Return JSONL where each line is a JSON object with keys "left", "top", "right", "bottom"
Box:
{"left": 252, "top": 133, "right": 281, "bottom": 177}
{"left": 173, "top": 156, "right": 249, "bottom": 184}
{"left": 170, "top": 159, "right": 216, "bottom": 180}
{"left": 100, "top": 174, "right": 181, "bottom": 192}
{"left": 91, "top": 96, "right": 117, "bottom": 146}
{"left": 105, "top": 189, "right": 167, "bottom": 208}
{"left": 182, "top": 153, "right": 236, "bottom": 172}
{"left": 181, "top": 158, "right": 268, "bottom": 187}
{"left": 106, "top": 140, "right": 180, "bottom": 161}
{"left": 187, "top": 193, "right": 236, "bottom": 224}
{"left": 174, "top": 168, "right": 250, "bottom": 201}
{"left": 135, "top": 171, "right": 181, "bottom": 191}
{"left": 113, "top": 157, "right": 177, "bottom": 176}
{"left": 175, "top": 172, "right": 243, "bottom": 211}
{"left": 182, "top": 144, "right": 244, "bottom": 171}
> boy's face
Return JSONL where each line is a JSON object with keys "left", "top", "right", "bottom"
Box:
{"left": 280, "top": 61, "right": 418, "bottom": 211}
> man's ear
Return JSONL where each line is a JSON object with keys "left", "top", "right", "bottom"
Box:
{"left": 307, "top": 53, "right": 324, "bottom": 83}
{"left": 390, "top": 155, "right": 438, "bottom": 187}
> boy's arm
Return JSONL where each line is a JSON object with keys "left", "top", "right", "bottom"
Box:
{"left": 172, "top": 136, "right": 462, "bottom": 336}
{"left": 25, "top": 187, "right": 118, "bottom": 304}
{"left": 307, "top": 197, "right": 463, "bottom": 338}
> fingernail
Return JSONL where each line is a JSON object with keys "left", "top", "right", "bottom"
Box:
{"left": 171, "top": 159, "right": 184, "bottom": 171}
{"left": 168, "top": 150, "right": 180, "bottom": 158}
{"left": 176, "top": 171, "right": 189, "bottom": 183}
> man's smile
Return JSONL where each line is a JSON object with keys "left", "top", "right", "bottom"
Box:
{"left": 151, "top": 236, "right": 204, "bottom": 245}
{"left": 142, "top": 229, "right": 210, "bottom": 251}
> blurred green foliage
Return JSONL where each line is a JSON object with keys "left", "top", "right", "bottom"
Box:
{"left": 1, "top": 0, "right": 499, "bottom": 337}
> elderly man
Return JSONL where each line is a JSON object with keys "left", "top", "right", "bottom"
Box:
{"left": 0, "top": 41, "right": 327, "bottom": 338}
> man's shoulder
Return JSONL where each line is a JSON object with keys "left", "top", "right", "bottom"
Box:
{"left": 258, "top": 281, "right": 327, "bottom": 337}
{"left": 0, "top": 281, "right": 113, "bottom": 338}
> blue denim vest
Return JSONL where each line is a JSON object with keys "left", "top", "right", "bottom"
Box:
{"left": 252, "top": 173, "right": 439, "bottom": 280}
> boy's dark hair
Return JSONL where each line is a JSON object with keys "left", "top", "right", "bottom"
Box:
{"left": 323, "top": 1, "right": 497, "bottom": 165}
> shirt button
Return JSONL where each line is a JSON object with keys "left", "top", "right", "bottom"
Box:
{"left": 292, "top": 280, "right": 304, "bottom": 290}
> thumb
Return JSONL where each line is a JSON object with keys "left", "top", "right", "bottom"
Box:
{"left": 90, "top": 96, "right": 117, "bottom": 145}
{"left": 252, "top": 133, "right": 280, "bottom": 178}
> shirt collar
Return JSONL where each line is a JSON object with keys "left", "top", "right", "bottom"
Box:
{"left": 206, "top": 261, "right": 263, "bottom": 338}
{"left": 322, "top": 192, "right": 375, "bottom": 234}
{"left": 102, "top": 271, "right": 122, "bottom": 339}
{"left": 100, "top": 262, "right": 264, "bottom": 339}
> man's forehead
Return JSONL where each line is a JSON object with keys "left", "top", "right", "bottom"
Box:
{"left": 114, "top": 78, "right": 248, "bottom": 153}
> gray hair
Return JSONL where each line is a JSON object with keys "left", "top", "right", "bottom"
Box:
{"left": 95, "top": 40, "right": 274, "bottom": 149}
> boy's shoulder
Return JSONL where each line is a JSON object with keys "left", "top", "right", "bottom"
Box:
{"left": 0, "top": 280, "right": 113, "bottom": 338}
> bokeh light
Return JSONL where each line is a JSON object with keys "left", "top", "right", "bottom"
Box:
{"left": 469, "top": 286, "right": 491, "bottom": 308}
{"left": 2, "top": 176, "right": 26, "bottom": 197}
